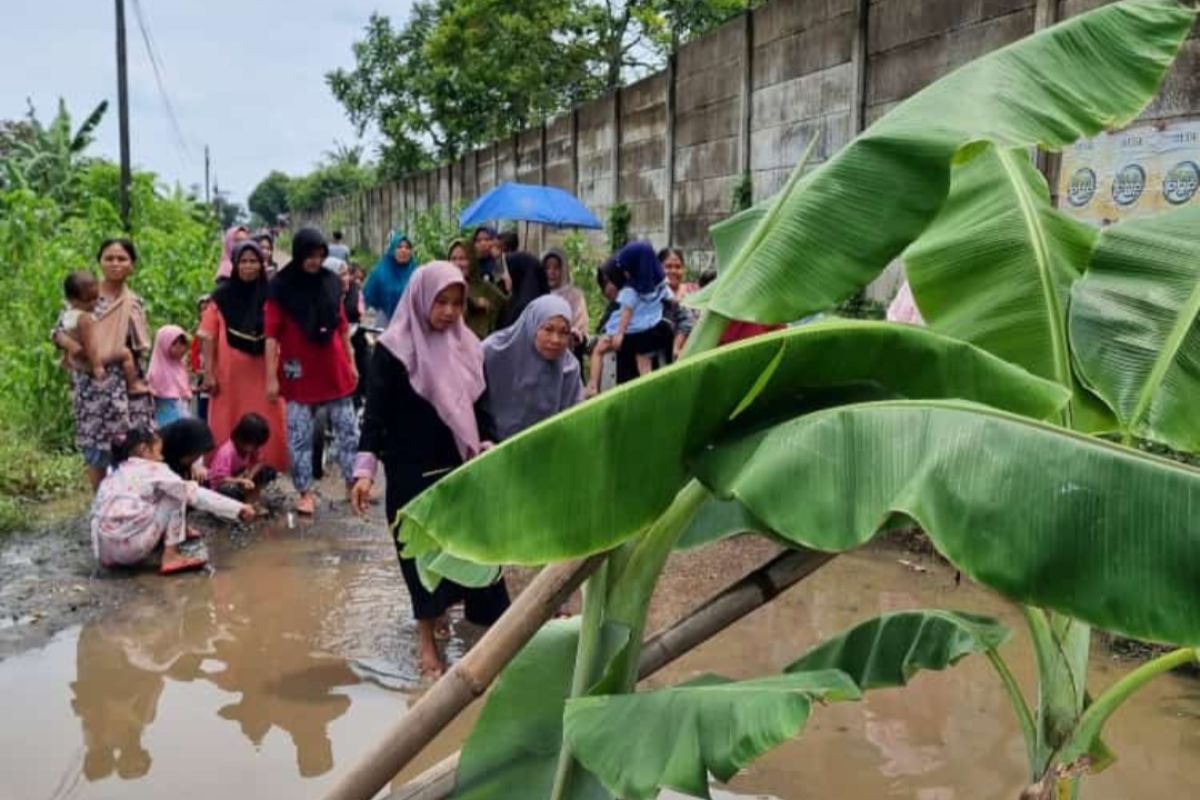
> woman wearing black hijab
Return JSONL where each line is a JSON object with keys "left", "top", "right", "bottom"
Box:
{"left": 264, "top": 228, "right": 360, "bottom": 516}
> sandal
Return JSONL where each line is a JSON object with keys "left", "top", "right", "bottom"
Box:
{"left": 160, "top": 555, "right": 208, "bottom": 575}
{"left": 295, "top": 493, "right": 316, "bottom": 516}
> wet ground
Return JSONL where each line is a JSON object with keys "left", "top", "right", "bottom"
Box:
{"left": 0, "top": 485, "right": 1197, "bottom": 799}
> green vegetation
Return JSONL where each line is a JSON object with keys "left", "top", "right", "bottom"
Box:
{"left": 0, "top": 100, "right": 219, "bottom": 532}
{"left": 388, "top": 2, "right": 1200, "bottom": 798}
{"left": 326, "top": 0, "right": 761, "bottom": 180}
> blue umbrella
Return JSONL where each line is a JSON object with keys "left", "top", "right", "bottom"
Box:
{"left": 459, "top": 182, "right": 603, "bottom": 230}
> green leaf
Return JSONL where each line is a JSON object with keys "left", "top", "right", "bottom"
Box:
{"left": 399, "top": 323, "right": 1069, "bottom": 566}
{"left": 693, "top": 400, "right": 1200, "bottom": 646}
{"left": 787, "top": 610, "right": 1009, "bottom": 687}
{"left": 675, "top": 495, "right": 772, "bottom": 551}
{"left": 564, "top": 670, "right": 860, "bottom": 800}
{"left": 903, "top": 144, "right": 1103, "bottom": 429}
{"left": 1069, "top": 204, "right": 1200, "bottom": 451}
{"left": 703, "top": 0, "right": 1195, "bottom": 324}
{"left": 452, "top": 619, "right": 611, "bottom": 800}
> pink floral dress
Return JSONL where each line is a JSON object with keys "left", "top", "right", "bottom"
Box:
{"left": 91, "top": 458, "right": 243, "bottom": 566}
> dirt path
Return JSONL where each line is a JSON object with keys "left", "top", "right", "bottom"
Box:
{"left": 0, "top": 479, "right": 782, "bottom": 662}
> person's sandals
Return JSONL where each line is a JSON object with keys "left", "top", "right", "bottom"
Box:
{"left": 160, "top": 555, "right": 207, "bottom": 575}
{"left": 295, "top": 494, "right": 316, "bottom": 516}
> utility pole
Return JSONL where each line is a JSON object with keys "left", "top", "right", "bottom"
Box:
{"left": 204, "top": 145, "right": 211, "bottom": 204}
{"left": 114, "top": 0, "right": 132, "bottom": 231}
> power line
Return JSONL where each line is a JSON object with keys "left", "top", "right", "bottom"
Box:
{"left": 129, "top": 0, "right": 192, "bottom": 165}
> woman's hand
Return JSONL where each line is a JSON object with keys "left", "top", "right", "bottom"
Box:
{"left": 238, "top": 504, "right": 256, "bottom": 522}
{"left": 191, "top": 463, "right": 209, "bottom": 483}
{"left": 266, "top": 375, "right": 280, "bottom": 404}
{"left": 350, "top": 478, "right": 374, "bottom": 516}
{"left": 611, "top": 333, "right": 625, "bottom": 352}
{"left": 202, "top": 372, "right": 219, "bottom": 395}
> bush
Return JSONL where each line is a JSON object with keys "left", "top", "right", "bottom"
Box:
{"left": 0, "top": 161, "right": 218, "bottom": 522}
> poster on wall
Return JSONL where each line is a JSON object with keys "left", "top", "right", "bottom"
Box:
{"left": 1057, "top": 120, "right": 1200, "bottom": 226}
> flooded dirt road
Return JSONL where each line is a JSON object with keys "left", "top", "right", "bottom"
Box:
{"left": 646, "top": 549, "right": 1200, "bottom": 799}
{"left": 0, "top": 497, "right": 1197, "bottom": 799}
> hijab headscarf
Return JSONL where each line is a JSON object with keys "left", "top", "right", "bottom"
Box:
{"left": 215, "top": 226, "right": 251, "bottom": 281}
{"left": 364, "top": 232, "right": 419, "bottom": 321}
{"left": 160, "top": 418, "right": 214, "bottom": 478}
{"left": 482, "top": 295, "right": 584, "bottom": 441}
{"left": 267, "top": 228, "right": 342, "bottom": 344}
{"left": 211, "top": 240, "right": 268, "bottom": 355}
{"left": 146, "top": 325, "right": 192, "bottom": 400}
{"left": 378, "top": 262, "right": 486, "bottom": 460}
{"left": 451, "top": 238, "right": 507, "bottom": 339}
{"left": 543, "top": 249, "right": 588, "bottom": 340}
{"left": 617, "top": 241, "right": 666, "bottom": 295}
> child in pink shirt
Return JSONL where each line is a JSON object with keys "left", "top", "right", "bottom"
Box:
{"left": 207, "top": 413, "right": 277, "bottom": 504}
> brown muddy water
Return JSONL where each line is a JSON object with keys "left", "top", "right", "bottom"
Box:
{"left": 1, "top": 520, "right": 1197, "bottom": 800}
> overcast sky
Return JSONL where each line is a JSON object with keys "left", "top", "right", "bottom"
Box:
{"left": 1, "top": 0, "right": 409, "bottom": 203}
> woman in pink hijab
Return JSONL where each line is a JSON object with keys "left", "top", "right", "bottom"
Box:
{"left": 214, "top": 225, "right": 251, "bottom": 282}
{"left": 350, "top": 261, "right": 508, "bottom": 678}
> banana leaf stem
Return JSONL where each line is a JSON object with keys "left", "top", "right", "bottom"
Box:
{"left": 985, "top": 648, "right": 1038, "bottom": 769}
{"left": 1059, "top": 647, "right": 1199, "bottom": 765}
{"left": 603, "top": 480, "right": 712, "bottom": 691}
{"left": 680, "top": 310, "right": 730, "bottom": 359}
{"left": 549, "top": 562, "right": 610, "bottom": 800}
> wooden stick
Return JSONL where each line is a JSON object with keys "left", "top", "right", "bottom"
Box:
{"left": 322, "top": 555, "right": 605, "bottom": 800}
{"left": 389, "top": 547, "right": 834, "bottom": 800}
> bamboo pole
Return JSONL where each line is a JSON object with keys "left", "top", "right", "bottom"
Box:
{"left": 389, "top": 547, "right": 834, "bottom": 800}
{"left": 322, "top": 555, "right": 605, "bottom": 800}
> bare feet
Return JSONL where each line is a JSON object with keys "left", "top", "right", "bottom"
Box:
{"left": 295, "top": 492, "right": 316, "bottom": 516}
{"left": 434, "top": 615, "right": 452, "bottom": 641}
{"left": 418, "top": 647, "right": 446, "bottom": 680}
{"left": 127, "top": 379, "right": 151, "bottom": 396}
{"left": 417, "top": 619, "right": 446, "bottom": 679}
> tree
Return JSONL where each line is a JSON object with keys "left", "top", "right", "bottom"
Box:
{"left": 247, "top": 170, "right": 291, "bottom": 226}
{"left": 1, "top": 98, "right": 107, "bottom": 204}
{"left": 326, "top": 0, "right": 757, "bottom": 178}
{"left": 284, "top": 156, "right": 375, "bottom": 212}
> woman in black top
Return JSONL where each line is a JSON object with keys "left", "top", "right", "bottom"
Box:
{"left": 350, "top": 262, "right": 508, "bottom": 678}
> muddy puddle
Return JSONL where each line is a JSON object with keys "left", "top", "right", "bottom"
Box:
{"left": 1, "top": 522, "right": 1197, "bottom": 799}
{"left": 644, "top": 549, "right": 1200, "bottom": 799}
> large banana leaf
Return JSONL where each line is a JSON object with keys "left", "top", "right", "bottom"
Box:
{"left": 564, "top": 610, "right": 1005, "bottom": 800}
{"left": 452, "top": 619, "right": 611, "bottom": 800}
{"left": 692, "top": 400, "right": 1200, "bottom": 646}
{"left": 565, "top": 670, "right": 859, "bottom": 800}
{"left": 1069, "top": 204, "right": 1200, "bottom": 452}
{"left": 702, "top": 0, "right": 1195, "bottom": 325}
{"left": 399, "top": 323, "right": 1068, "bottom": 566}
{"left": 902, "top": 144, "right": 1101, "bottom": 427}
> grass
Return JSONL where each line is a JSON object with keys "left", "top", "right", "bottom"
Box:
{"left": 0, "top": 430, "right": 87, "bottom": 535}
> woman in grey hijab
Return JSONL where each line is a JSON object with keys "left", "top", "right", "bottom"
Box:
{"left": 481, "top": 295, "right": 585, "bottom": 441}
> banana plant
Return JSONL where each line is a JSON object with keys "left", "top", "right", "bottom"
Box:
{"left": 902, "top": 140, "right": 1200, "bottom": 797}
{"left": 386, "top": 3, "right": 1200, "bottom": 799}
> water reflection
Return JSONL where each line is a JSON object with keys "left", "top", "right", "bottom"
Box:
{"left": 70, "top": 579, "right": 217, "bottom": 782}
{"left": 205, "top": 565, "right": 359, "bottom": 777}
{"left": 69, "top": 539, "right": 370, "bottom": 784}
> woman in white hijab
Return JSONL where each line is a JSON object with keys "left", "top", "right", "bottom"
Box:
{"left": 481, "top": 294, "right": 585, "bottom": 441}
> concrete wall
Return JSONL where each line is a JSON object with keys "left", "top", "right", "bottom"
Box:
{"left": 303, "top": 0, "right": 1200, "bottom": 284}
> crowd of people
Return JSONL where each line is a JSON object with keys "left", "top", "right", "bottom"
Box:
{"left": 53, "top": 222, "right": 760, "bottom": 675}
